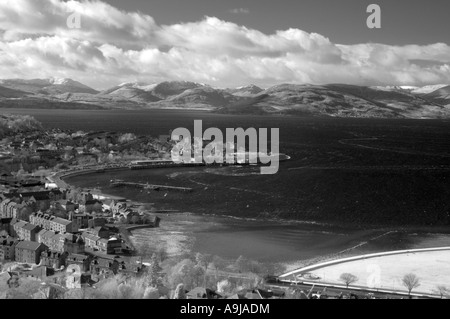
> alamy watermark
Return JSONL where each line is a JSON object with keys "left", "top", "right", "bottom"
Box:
{"left": 170, "top": 120, "right": 280, "bottom": 175}
{"left": 66, "top": 8, "right": 81, "bottom": 29}
{"left": 367, "top": 4, "right": 381, "bottom": 29}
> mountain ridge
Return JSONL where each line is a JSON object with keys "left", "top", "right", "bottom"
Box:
{"left": 0, "top": 78, "right": 449, "bottom": 119}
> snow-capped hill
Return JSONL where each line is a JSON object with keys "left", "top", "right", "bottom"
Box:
{"left": 371, "top": 86, "right": 417, "bottom": 92}
{"left": 117, "top": 82, "right": 158, "bottom": 91}
{"left": 0, "top": 78, "right": 98, "bottom": 94}
{"left": 371, "top": 84, "right": 449, "bottom": 96}
{"left": 423, "top": 85, "right": 450, "bottom": 105}
{"left": 411, "top": 85, "right": 449, "bottom": 95}
{"left": 227, "top": 84, "right": 264, "bottom": 96}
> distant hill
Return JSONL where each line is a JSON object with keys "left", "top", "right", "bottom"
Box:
{"left": 225, "top": 84, "right": 264, "bottom": 97}
{"left": 0, "top": 77, "right": 449, "bottom": 118}
{"left": 149, "top": 81, "right": 205, "bottom": 99}
{"left": 0, "top": 78, "right": 98, "bottom": 95}
{"left": 0, "top": 85, "right": 29, "bottom": 98}
{"left": 217, "top": 83, "right": 450, "bottom": 118}
{"left": 423, "top": 85, "right": 450, "bottom": 106}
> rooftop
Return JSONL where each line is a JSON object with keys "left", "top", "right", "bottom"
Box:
{"left": 16, "top": 241, "right": 46, "bottom": 251}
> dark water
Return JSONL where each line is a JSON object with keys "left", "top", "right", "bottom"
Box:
{"left": 3, "top": 108, "right": 450, "bottom": 263}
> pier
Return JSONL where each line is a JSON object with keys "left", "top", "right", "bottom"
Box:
{"left": 110, "top": 180, "right": 193, "bottom": 192}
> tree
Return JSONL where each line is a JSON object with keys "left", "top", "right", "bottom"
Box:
{"left": 235, "top": 255, "right": 251, "bottom": 273}
{"left": 195, "top": 252, "right": 212, "bottom": 287}
{"left": 192, "top": 265, "right": 205, "bottom": 287}
{"left": 433, "top": 285, "right": 449, "bottom": 299}
{"left": 339, "top": 273, "right": 359, "bottom": 288}
{"left": 173, "top": 283, "right": 186, "bottom": 299}
{"left": 130, "top": 215, "right": 140, "bottom": 224}
{"left": 146, "top": 253, "right": 163, "bottom": 287}
{"left": 217, "top": 279, "right": 233, "bottom": 295}
{"left": 402, "top": 273, "right": 420, "bottom": 297}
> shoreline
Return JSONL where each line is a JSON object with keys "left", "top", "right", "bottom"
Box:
{"left": 55, "top": 165, "right": 450, "bottom": 234}
{"left": 54, "top": 164, "right": 450, "bottom": 268}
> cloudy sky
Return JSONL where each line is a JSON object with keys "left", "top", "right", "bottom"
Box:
{"left": 0, "top": 0, "right": 449, "bottom": 89}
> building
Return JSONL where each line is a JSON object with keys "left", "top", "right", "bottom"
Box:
{"left": 0, "top": 218, "right": 12, "bottom": 234}
{"left": 50, "top": 217, "right": 78, "bottom": 234}
{"left": 30, "top": 212, "right": 55, "bottom": 230}
{"left": 69, "top": 212, "right": 90, "bottom": 229}
{"left": 64, "top": 234, "right": 85, "bottom": 254}
{"left": 82, "top": 233, "right": 100, "bottom": 251}
{"left": 82, "top": 232, "right": 122, "bottom": 255}
{"left": 85, "top": 226, "right": 110, "bottom": 239}
{"left": 80, "top": 199, "right": 103, "bottom": 213}
{"left": 66, "top": 253, "right": 94, "bottom": 272}
{"left": 0, "top": 235, "right": 18, "bottom": 261}
{"left": 30, "top": 213, "right": 78, "bottom": 234}
{"left": 38, "top": 230, "right": 58, "bottom": 251}
{"left": 13, "top": 221, "right": 41, "bottom": 241}
{"left": 15, "top": 241, "right": 48, "bottom": 264}
{"left": 20, "top": 223, "right": 40, "bottom": 241}
{"left": 87, "top": 217, "right": 107, "bottom": 229}
{"left": 40, "top": 251, "right": 68, "bottom": 269}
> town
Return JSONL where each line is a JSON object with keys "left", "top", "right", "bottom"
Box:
{"left": 0, "top": 114, "right": 292, "bottom": 299}
{"left": 0, "top": 114, "right": 446, "bottom": 300}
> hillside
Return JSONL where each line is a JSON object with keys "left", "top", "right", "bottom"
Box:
{"left": 423, "top": 85, "right": 450, "bottom": 106}
{"left": 0, "top": 78, "right": 98, "bottom": 95}
{"left": 0, "top": 77, "right": 449, "bottom": 118}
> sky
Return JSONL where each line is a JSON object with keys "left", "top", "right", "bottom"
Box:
{"left": 0, "top": 0, "right": 449, "bottom": 89}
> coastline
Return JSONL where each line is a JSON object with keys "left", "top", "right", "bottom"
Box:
{"left": 54, "top": 164, "right": 450, "bottom": 267}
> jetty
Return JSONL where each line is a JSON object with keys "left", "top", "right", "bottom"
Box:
{"left": 110, "top": 179, "right": 193, "bottom": 192}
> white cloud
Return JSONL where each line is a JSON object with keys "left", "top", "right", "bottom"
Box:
{"left": 0, "top": 0, "right": 449, "bottom": 89}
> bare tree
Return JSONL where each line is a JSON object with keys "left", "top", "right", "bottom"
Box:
{"left": 433, "top": 285, "right": 449, "bottom": 299}
{"left": 339, "top": 273, "right": 359, "bottom": 288}
{"left": 402, "top": 273, "right": 420, "bottom": 297}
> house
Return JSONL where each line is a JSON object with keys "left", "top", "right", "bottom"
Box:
{"left": 30, "top": 212, "right": 55, "bottom": 230}
{"left": 80, "top": 199, "right": 103, "bottom": 213}
{"left": 66, "top": 253, "right": 93, "bottom": 272}
{"left": 9, "top": 218, "right": 19, "bottom": 237}
{"left": 20, "top": 223, "right": 41, "bottom": 241}
{"left": 31, "top": 213, "right": 78, "bottom": 234}
{"left": 50, "top": 217, "right": 78, "bottom": 234}
{"left": 15, "top": 241, "right": 48, "bottom": 264}
{"left": 49, "top": 233, "right": 66, "bottom": 253}
{"left": 100, "top": 237, "right": 122, "bottom": 255}
{"left": 68, "top": 212, "right": 90, "bottom": 229}
{"left": 40, "top": 251, "right": 68, "bottom": 269}
{"left": 82, "top": 233, "right": 100, "bottom": 251}
{"left": 38, "top": 230, "right": 57, "bottom": 251}
{"left": 85, "top": 226, "right": 110, "bottom": 239}
{"left": 81, "top": 232, "right": 122, "bottom": 255}
{"left": 14, "top": 221, "right": 41, "bottom": 241}
{"left": 0, "top": 218, "right": 12, "bottom": 234}
{"left": 0, "top": 235, "right": 18, "bottom": 261}
{"left": 87, "top": 217, "right": 107, "bottom": 229}
{"left": 21, "top": 265, "right": 50, "bottom": 281}
{"left": 64, "top": 234, "right": 85, "bottom": 254}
